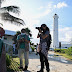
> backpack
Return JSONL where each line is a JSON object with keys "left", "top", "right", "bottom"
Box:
{"left": 46, "top": 34, "right": 52, "bottom": 50}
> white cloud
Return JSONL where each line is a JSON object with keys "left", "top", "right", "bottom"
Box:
{"left": 1, "top": 0, "right": 70, "bottom": 45}
{"left": 34, "top": 9, "right": 52, "bottom": 18}
{"left": 59, "top": 27, "right": 72, "bottom": 43}
{"left": 50, "top": 27, "right": 72, "bottom": 44}
{"left": 54, "top": 2, "right": 68, "bottom": 8}
{"left": 34, "top": 2, "right": 53, "bottom": 18}
{"left": 38, "top": 6, "right": 44, "bottom": 10}
{"left": 36, "top": 2, "right": 68, "bottom": 18}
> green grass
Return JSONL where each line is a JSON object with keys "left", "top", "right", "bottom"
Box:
{"left": 55, "top": 52, "right": 72, "bottom": 60}
{"left": 7, "top": 57, "right": 25, "bottom": 71}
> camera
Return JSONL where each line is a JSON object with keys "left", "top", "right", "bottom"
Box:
{"left": 35, "top": 27, "right": 43, "bottom": 30}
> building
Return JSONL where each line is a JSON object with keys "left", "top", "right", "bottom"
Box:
{"left": 52, "top": 14, "right": 72, "bottom": 49}
{"left": 4, "top": 30, "right": 16, "bottom": 45}
{"left": 53, "top": 14, "right": 59, "bottom": 48}
{"left": 4, "top": 30, "right": 16, "bottom": 52}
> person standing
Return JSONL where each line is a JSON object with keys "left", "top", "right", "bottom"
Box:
{"left": 37, "top": 24, "right": 51, "bottom": 72}
{"left": 17, "top": 28, "right": 30, "bottom": 71}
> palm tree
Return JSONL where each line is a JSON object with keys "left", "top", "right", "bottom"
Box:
{"left": 12, "top": 28, "right": 32, "bottom": 43}
{"left": 0, "top": 23, "right": 3, "bottom": 26}
{"left": 25, "top": 27, "right": 32, "bottom": 37}
{"left": 12, "top": 31, "right": 21, "bottom": 43}
{"left": 0, "top": 0, "right": 25, "bottom": 25}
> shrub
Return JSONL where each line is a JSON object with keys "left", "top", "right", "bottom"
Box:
{"left": 54, "top": 49, "right": 67, "bottom": 53}
{"left": 6, "top": 54, "right": 11, "bottom": 66}
{"left": 31, "top": 46, "right": 35, "bottom": 52}
{"left": 54, "top": 49, "right": 60, "bottom": 52}
{"left": 66, "top": 47, "right": 72, "bottom": 56}
{"left": 61, "top": 49, "right": 67, "bottom": 53}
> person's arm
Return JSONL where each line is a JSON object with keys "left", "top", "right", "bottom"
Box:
{"left": 37, "top": 28, "right": 42, "bottom": 38}
{"left": 41, "top": 34, "right": 48, "bottom": 39}
{"left": 17, "top": 35, "right": 21, "bottom": 43}
{"left": 37, "top": 33, "right": 40, "bottom": 38}
{"left": 25, "top": 39, "right": 30, "bottom": 43}
{"left": 41, "top": 31, "right": 49, "bottom": 39}
{"left": 25, "top": 36, "right": 30, "bottom": 43}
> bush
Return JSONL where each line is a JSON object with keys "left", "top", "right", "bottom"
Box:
{"left": 66, "top": 47, "right": 72, "bottom": 56}
{"left": 54, "top": 49, "right": 60, "bottom": 52}
{"left": 54, "top": 47, "right": 72, "bottom": 56}
{"left": 61, "top": 49, "right": 67, "bottom": 53}
{"left": 31, "top": 46, "right": 35, "bottom": 52}
{"left": 6, "top": 54, "right": 11, "bottom": 66}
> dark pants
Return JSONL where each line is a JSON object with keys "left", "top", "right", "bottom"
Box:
{"left": 39, "top": 51, "right": 49, "bottom": 71}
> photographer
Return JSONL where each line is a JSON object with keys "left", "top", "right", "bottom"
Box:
{"left": 36, "top": 24, "right": 50, "bottom": 72}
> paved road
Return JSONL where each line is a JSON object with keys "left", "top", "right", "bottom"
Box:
{"left": 23, "top": 51, "right": 72, "bottom": 72}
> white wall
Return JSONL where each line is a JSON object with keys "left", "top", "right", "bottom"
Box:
{"left": 53, "top": 14, "right": 59, "bottom": 48}
{"left": 4, "top": 35, "right": 14, "bottom": 46}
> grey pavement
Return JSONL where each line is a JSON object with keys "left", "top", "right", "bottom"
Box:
{"left": 18, "top": 51, "right": 72, "bottom": 72}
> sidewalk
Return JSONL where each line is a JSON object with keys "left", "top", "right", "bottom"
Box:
{"left": 28, "top": 52, "right": 56, "bottom": 72}
{"left": 27, "top": 51, "right": 72, "bottom": 72}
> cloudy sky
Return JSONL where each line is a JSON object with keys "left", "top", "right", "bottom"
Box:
{"left": 1, "top": 0, "right": 72, "bottom": 44}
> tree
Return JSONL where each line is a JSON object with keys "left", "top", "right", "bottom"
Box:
{"left": 12, "top": 31, "right": 21, "bottom": 43}
{"left": 25, "top": 27, "right": 32, "bottom": 37}
{"left": 0, "top": 0, "right": 25, "bottom": 25}
{"left": 0, "top": 23, "right": 3, "bottom": 26}
{"left": 12, "top": 28, "right": 32, "bottom": 43}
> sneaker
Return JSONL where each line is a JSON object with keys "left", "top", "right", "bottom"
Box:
{"left": 18, "top": 67, "right": 23, "bottom": 69}
{"left": 47, "top": 69, "right": 50, "bottom": 72}
{"left": 23, "top": 66, "right": 28, "bottom": 71}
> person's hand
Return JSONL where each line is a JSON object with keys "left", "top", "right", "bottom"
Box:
{"left": 39, "top": 28, "right": 42, "bottom": 33}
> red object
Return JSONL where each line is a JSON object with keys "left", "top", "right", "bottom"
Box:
{"left": 0, "top": 27, "right": 5, "bottom": 38}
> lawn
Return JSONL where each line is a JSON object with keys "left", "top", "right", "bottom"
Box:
{"left": 55, "top": 52, "right": 72, "bottom": 60}
{"left": 7, "top": 56, "right": 25, "bottom": 71}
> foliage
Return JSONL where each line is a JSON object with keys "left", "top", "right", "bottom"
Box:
{"left": 7, "top": 57, "right": 23, "bottom": 71}
{"left": 16, "top": 31, "right": 21, "bottom": 35}
{"left": 0, "top": 1, "right": 25, "bottom": 25}
{"left": 25, "top": 27, "right": 32, "bottom": 37}
{"left": 0, "top": 23, "right": 3, "bottom": 26}
{"left": 54, "top": 49, "right": 67, "bottom": 53}
{"left": 31, "top": 46, "right": 35, "bottom": 52}
{"left": 55, "top": 52, "right": 72, "bottom": 60}
{"left": 54, "top": 49, "right": 60, "bottom": 52}
{"left": 12, "top": 27, "right": 32, "bottom": 43}
{"left": 66, "top": 47, "right": 72, "bottom": 56}
{"left": 54, "top": 47, "right": 72, "bottom": 56}
{"left": 6, "top": 54, "right": 11, "bottom": 66}
{"left": 12, "top": 31, "right": 21, "bottom": 43}
{"left": 1, "top": 6, "right": 20, "bottom": 13}
{"left": 61, "top": 49, "right": 67, "bottom": 53}
{"left": 1, "top": 12, "right": 24, "bottom": 25}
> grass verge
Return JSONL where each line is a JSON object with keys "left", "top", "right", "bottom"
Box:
{"left": 55, "top": 52, "right": 72, "bottom": 60}
{"left": 7, "top": 56, "right": 24, "bottom": 71}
